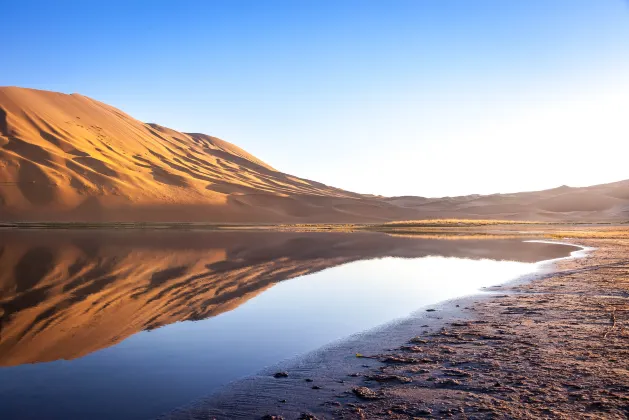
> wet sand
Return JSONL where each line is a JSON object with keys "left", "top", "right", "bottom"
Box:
{"left": 162, "top": 238, "right": 629, "bottom": 419}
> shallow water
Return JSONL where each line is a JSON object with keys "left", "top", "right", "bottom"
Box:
{"left": 0, "top": 230, "right": 576, "bottom": 420}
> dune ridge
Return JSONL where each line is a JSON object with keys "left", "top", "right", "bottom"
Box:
{"left": 1, "top": 86, "right": 628, "bottom": 222}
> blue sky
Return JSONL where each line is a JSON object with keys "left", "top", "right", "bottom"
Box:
{"left": 4, "top": 0, "right": 629, "bottom": 197}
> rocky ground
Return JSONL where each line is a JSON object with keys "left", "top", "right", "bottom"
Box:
{"left": 327, "top": 239, "right": 629, "bottom": 419}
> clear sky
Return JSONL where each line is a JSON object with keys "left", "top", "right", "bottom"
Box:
{"left": 3, "top": 0, "right": 629, "bottom": 197}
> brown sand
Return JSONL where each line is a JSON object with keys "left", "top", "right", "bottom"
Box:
{"left": 0, "top": 87, "right": 395, "bottom": 222}
{"left": 326, "top": 239, "right": 629, "bottom": 419}
{"left": 163, "top": 236, "right": 629, "bottom": 419}
{"left": 2, "top": 86, "right": 629, "bottom": 223}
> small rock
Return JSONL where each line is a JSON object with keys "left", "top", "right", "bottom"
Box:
{"left": 407, "top": 367, "right": 430, "bottom": 374}
{"left": 400, "top": 345, "right": 423, "bottom": 352}
{"left": 352, "top": 386, "right": 379, "bottom": 400}
{"left": 443, "top": 368, "right": 471, "bottom": 378}
{"left": 435, "top": 378, "right": 461, "bottom": 387}
{"left": 312, "top": 385, "right": 322, "bottom": 390}
{"left": 388, "top": 404, "right": 409, "bottom": 414}
{"left": 273, "top": 371, "right": 289, "bottom": 378}
{"left": 426, "top": 309, "right": 436, "bottom": 312}
{"left": 305, "top": 378, "right": 313, "bottom": 382}
{"left": 261, "top": 415, "right": 284, "bottom": 420}
{"left": 380, "top": 355, "right": 421, "bottom": 364}
{"left": 440, "top": 408, "right": 461, "bottom": 416}
{"left": 299, "top": 413, "right": 319, "bottom": 420}
{"left": 365, "top": 374, "right": 412, "bottom": 383}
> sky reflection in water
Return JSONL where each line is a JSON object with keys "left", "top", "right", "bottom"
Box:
{"left": 0, "top": 231, "right": 576, "bottom": 420}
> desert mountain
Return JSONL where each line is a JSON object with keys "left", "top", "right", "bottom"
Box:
{"left": 385, "top": 180, "right": 629, "bottom": 221}
{"left": 1, "top": 86, "right": 628, "bottom": 222}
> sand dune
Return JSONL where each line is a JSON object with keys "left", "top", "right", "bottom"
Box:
{"left": 1, "top": 86, "right": 628, "bottom": 222}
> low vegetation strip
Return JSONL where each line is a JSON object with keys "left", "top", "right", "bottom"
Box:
{"left": 378, "top": 219, "right": 546, "bottom": 227}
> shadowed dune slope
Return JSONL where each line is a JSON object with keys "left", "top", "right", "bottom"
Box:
{"left": 1, "top": 86, "right": 628, "bottom": 222}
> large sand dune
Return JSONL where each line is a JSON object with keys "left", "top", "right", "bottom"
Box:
{"left": 1, "top": 87, "right": 628, "bottom": 222}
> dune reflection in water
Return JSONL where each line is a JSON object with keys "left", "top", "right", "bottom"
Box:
{"left": 0, "top": 230, "right": 576, "bottom": 420}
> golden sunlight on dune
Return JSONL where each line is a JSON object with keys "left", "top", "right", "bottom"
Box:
{"left": 1, "top": 87, "right": 628, "bottom": 223}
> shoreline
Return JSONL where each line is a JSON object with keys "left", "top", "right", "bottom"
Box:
{"left": 0, "top": 221, "right": 624, "bottom": 231}
{"left": 161, "top": 239, "right": 629, "bottom": 419}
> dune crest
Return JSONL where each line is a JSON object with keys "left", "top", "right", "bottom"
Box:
{"left": 0, "top": 87, "right": 373, "bottom": 222}
{"left": 1, "top": 86, "right": 628, "bottom": 222}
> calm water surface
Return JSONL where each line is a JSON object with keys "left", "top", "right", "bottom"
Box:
{"left": 0, "top": 230, "right": 577, "bottom": 420}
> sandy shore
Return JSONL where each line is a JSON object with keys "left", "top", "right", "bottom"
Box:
{"left": 161, "top": 238, "right": 629, "bottom": 419}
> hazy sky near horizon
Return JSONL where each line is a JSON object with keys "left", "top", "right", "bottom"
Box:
{"left": 3, "top": 0, "right": 629, "bottom": 197}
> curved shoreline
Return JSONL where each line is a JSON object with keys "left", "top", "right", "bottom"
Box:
{"left": 160, "top": 241, "right": 600, "bottom": 419}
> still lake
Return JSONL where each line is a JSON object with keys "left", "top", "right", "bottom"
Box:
{"left": 0, "top": 230, "right": 577, "bottom": 420}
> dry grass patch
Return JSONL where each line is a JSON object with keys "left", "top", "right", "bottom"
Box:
{"left": 546, "top": 229, "right": 629, "bottom": 239}
{"left": 378, "top": 219, "right": 544, "bottom": 228}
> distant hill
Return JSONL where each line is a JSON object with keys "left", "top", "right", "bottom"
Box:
{"left": 1, "top": 87, "right": 627, "bottom": 222}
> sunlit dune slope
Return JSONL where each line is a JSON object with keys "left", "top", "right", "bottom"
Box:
{"left": 0, "top": 87, "right": 409, "bottom": 222}
{"left": 1, "top": 86, "right": 628, "bottom": 222}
